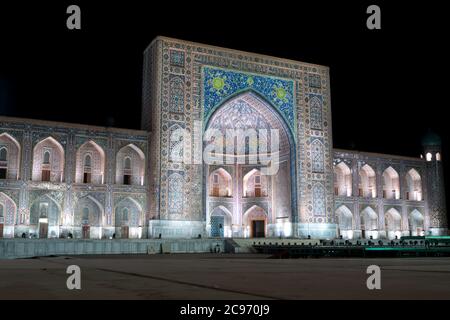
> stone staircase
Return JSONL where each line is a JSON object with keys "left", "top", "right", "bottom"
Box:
{"left": 224, "top": 238, "right": 321, "bottom": 253}
{"left": 224, "top": 238, "right": 254, "bottom": 253}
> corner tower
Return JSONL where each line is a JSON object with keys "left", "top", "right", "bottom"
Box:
{"left": 422, "top": 131, "right": 448, "bottom": 235}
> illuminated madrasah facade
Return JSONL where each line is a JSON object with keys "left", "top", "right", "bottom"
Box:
{"left": 0, "top": 37, "right": 447, "bottom": 240}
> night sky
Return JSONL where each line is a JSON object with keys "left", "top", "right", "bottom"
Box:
{"left": 0, "top": 1, "right": 449, "bottom": 212}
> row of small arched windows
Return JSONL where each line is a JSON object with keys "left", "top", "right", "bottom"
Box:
{"left": 0, "top": 133, "right": 145, "bottom": 186}
{"left": 334, "top": 162, "right": 423, "bottom": 201}
{"left": 209, "top": 168, "right": 266, "bottom": 198}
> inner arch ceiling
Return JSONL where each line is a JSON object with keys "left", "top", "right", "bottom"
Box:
{"left": 206, "top": 92, "right": 291, "bottom": 157}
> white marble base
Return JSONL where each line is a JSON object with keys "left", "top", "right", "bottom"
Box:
{"left": 297, "top": 223, "right": 338, "bottom": 239}
{"left": 0, "top": 238, "right": 226, "bottom": 259}
{"left": 148, "top": 220, "right": 206, "bottom": 239}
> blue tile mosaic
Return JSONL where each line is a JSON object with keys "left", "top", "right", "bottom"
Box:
{"left": 203, "top": 67, "right": 295, "bottom": 133}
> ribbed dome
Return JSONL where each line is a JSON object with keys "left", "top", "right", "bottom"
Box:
{"left": 422, "top": 131, "right": 441, "bottom": 146}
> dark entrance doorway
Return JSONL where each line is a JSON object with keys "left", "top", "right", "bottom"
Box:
{"left": 82, "top": 225, "right": 90, "bottom": 239}
{"left": 252, "top": 220, "right": 265, "bottom": 238}
{"left": 211, "top": 215, "right": 224, "bottom": 237}
{"left": 0, "top": 223, "right": 3, "bottom": 238}
{"left": 121, "top": 226, "right": 129, "bottom": 239}
{"left": 39, "top": 220, "right": 48, "bottom": 238}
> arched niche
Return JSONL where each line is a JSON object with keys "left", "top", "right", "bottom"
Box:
{"left": 116, "top": 144, "right": 145, "bottom": 185}
{"left": 32, "top": 137, "right": 65, "bottom": 182}
{"left": 75, "top": 140, "right": 105, "bottom": 184}
{"left": 334, "top": 162, "right": 352, "bottom": 197}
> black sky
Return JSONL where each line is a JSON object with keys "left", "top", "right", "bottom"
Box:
{"left": 0, "top": 1, "right": 449, "bottom": 207}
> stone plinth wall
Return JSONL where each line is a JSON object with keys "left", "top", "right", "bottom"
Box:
{"left": 0, "top": 238, "right": 225, "bottom": 259}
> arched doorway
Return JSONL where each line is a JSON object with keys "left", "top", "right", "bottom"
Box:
{"left": 335, "top": 205, "right": 353, "bottom": 239}
{"left": 74, "top": 196, "right": 103, "bottom": 239}
{"left": 385, "top": 208, "right": 402, "bottom": 240}
{"left": 203, "top": 91, "right": 296, "bottom": 238}
{"left": 243, "top": 205, "right": 267, "bottom": 238}
{"left": 361, "top": 206, "right": 378, "bottom": 239}
{"left": 359, "top": 164, "right": 376, "bottom": 198}
{"left": 0, "top": 133, "right": 21, "bottom": 180}
{"left": 76, "top": 140, "right": 106, "bottom": 184}
{"left": 30, "top": 194, "right": 61, "bottom": 238}
{"left": 209, "top": 206, "right": 232, "bottom": 237}
{"left": 0, "top": 192, "right": 17, "bottom": 238}
{"left": 382, "top": 167, "right": 400, "bottom": 199}
{"left": 334, "top": 162, "right": 352, "bottom": 197}
{"left": 409, "top": 209, "right": 424, "bottom": 236}
{"left": 405, "top": 169, "right": 422, "bottom": 201}
{"left": 243, "top": 169, "right": 268, "bottom": 198}
{"left": 32, "top": 137, "right": 65, "bottom": 183}
{"left": 116, "top": 144, "right": 145, "bottom": 186}
{"left": 115, "top": 197, "right": 143, "bottom": 239}
{"left": 209, "top": 168, "right": 232, "bottom": 197}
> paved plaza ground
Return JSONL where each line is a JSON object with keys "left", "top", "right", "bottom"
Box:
{"left": 1, "top": 254, "right": 450, "bottom": 299}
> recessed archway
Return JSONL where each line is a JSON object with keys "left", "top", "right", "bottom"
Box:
{"left": 30, "top": 194, "right": 61, "bottom": 238}
{"left": 114, "top": 197, "right": 143, "bottom": 239}
{"left": 405, "top": 169, "right": 422, "bottom": 201}
{"left": 209, "top": 206, "right": 233, "bottom": 238}
{"left": 334, "top": 162, "right": 352, "bottom": 197}
{"left": 116, "top": 144, "right": 145, "bottom": 186}
{"left": 209, "top": 168, "right": 232, "bottom": 197}
{"left": 243, "top": 168, "right": 267, "bottom": 198}
{"left": 203, "top": 91, "right": 296, "bottom": 237}
{"left": 335, "top": 205, "right": 353, "bottom": 239}
{"left": 383, "top": 167, "right": 400, "bottom": 200}
{"left": 0, "top": 133, "right": 21, "bottom": 180}
{"left": 361, "top": 206, "right": 379, "bottom": 239}
{"left": 385, "top": 208, "right": 402, "bottom": 240}
{"left": 32, "top": 137, "right": 65, "bottom": 183}
{"left": 243, "top": 205, "right": 267, "bottom": 238}
{"left": 76, "top": 140, "right": 106, "bottom": 184}
{"left": 359, "top": 164, "right": 376, "bottom": 198}
{"left": 0, "top": 192, "right": 17, "bottom": 238}
{"left": 409, "top": 209, "right": 424, "bottom": 236}
{"left": 74, "top": 195, "right": 104, "bottom": 239}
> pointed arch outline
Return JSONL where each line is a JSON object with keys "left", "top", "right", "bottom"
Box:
{"left": 243, "top": 168, "right": 262, "bottom": 197}
{"left": 77, "top": 140, "right": 105, "bottom": 164}
{"left": 204, "top": 89, "right": 297, "bottom": 141}
{"left": 169, "top": 123, "right": 185, "bottom": 163}
{"left": 311, "top": 139, "right": 324, "bottom": 173}
{"left": 335, "top": 204, "right": 354, "bottom": 230}
{"left": 33, "top": 136, "right": 65, "bottom": 157}
{"left": 114, "top": 196, "right": 143, "bottom": 227}
{"left": 0, "top": 191, "right": 18, "bottom": 225}
{"left": 210, "top": 205, "right": 233, "bottom": 224}
{"left": 76, "top": 140, "right": 106, "bottom": 183}
{"left": 30, "top": 193, "right": 62, "bottom": 226}
{"left": 385, "top": 207, "right": 402, "bottom": 231}
{"left": 203, "top": 90, "right": 298, "bottom": 221}
{"left": 75, "top": 194, "right": 105, "bottom": 227}
{"left": 243, "top": 204, "right": 268, "bottom": 222}
{"left": 334, "top": 161, "right": 352, "bottom": 196}
{"left": 405, "top": 168, "right": 422, "bottom": 201}
{"left": 312, "top": 182, "right": 326, "bottom": 216}
{"left": 116, "top": 143, "right": 145, "bottom": 185}
{"left": 117, "top": 143, "right": 145, "bottom": 160}
{"left": 0, "top": 133, "right": 21, "bottom": 179}
{"left": 361, "top": 206, "right": 378, "bottom": 232}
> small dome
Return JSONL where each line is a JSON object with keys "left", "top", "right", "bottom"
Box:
{"left": 422, "top": 130, "right": 441, "bottom": 146}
